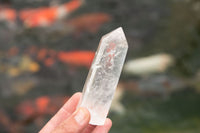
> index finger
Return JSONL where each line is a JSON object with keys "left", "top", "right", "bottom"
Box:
{"left": 39, "top": 92, "right": 82, "bottom": 133}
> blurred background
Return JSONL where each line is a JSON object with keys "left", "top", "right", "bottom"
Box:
{"left": 0, "top": 0, "right": 200, "bottom": 132}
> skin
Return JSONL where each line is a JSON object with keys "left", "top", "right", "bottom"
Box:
{"left": 39, "top": 92, "right": 112, "bottom": 133}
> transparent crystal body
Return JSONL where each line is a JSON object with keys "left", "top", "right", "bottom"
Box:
{"left": 79, "top": 27, "right": 128, "bottom": 125}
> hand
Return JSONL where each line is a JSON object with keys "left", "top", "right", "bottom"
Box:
{"left": 39, "top": 92, "right": 112, "bottom": 133}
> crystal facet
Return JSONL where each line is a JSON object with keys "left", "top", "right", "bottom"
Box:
{"left": 79, "top": 27, "right": 128, "bottom": 125}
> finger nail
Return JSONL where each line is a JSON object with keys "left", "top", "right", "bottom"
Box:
{"left": 74, "top": 108, "right": 89, "bottom": 125}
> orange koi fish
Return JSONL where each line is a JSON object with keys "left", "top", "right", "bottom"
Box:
{"left": 16, "top": 96, "right": 69, "bottom": 117}
{"left": 0, "top": 7, "right": 16, "bottom": 22}
{"left": 57, "top": 51, "right": 95, "bottom": 68}
{"left": 67, "top": 13, "right": 112, "bottom": 34}
{"left": 19, "top": 0, "right": 82, "bottom": 27}
{"left": 4, "top": 46, "right": 95, "bottom": 68}
{"left": 13, "top": 96, "right": 69, "bottom": 130}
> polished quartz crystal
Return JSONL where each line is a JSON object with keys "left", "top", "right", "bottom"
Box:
{"left": 79, "top": 27, "right": 128, "bottom": 125}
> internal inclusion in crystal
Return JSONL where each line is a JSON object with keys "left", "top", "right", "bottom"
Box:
{"left": 79, "top": 27, "right": 128, "bottom": 125}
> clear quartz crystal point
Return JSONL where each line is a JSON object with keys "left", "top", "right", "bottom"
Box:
{"left": 79, "top": 27, "right": 128, "bottom": 125}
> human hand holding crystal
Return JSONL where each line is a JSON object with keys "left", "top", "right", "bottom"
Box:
{"left": 39, "top": 92, "right": 112, "bottom": 133}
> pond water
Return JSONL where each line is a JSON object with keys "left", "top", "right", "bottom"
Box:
{"left": 0, "top": 0, "right": 200, "bottom": 132}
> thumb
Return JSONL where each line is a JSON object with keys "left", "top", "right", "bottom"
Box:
{"left": 51, "top": 107, "right": 90, "bottom": 133}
